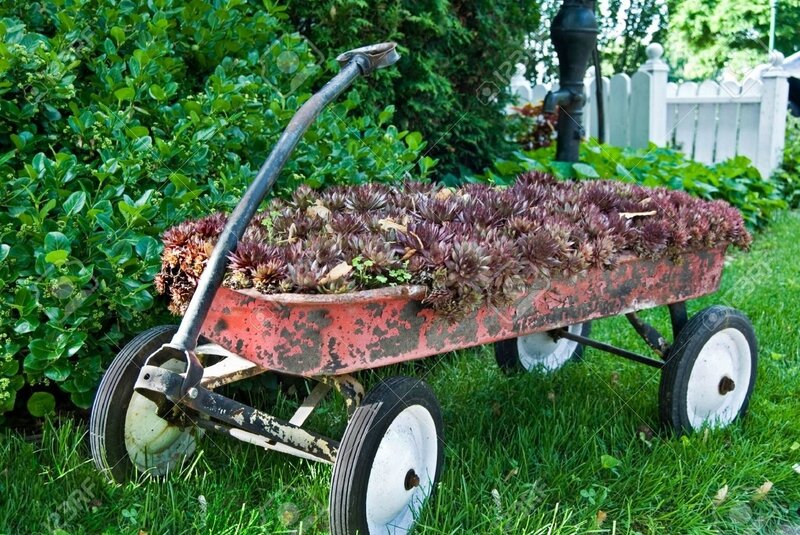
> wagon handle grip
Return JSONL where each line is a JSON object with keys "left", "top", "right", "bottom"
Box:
{"left": 158, "top": 42, "right": 400, "bottom": 395}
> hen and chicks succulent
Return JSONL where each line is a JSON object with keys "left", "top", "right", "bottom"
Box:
{"left": 156, "top": 173, "right": 751, "bottom": 317}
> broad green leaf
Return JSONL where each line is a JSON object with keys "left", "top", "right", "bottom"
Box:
{"left": 14, "top": 318, "right": 39, "bottom": 334}
{"left": 148, "top": 84, "right": 166, "bottom": 100}
{"left": 28, "top": 339, "right": 62, "bottom": 363}
{"left": 44, "top": 249, "right": 69, "bottom": 265}
{"left": 601, "top": 454, "right": 621, "bottom": 470}
{"left": 27, "top": 392, "right": 56, "bottom": 417}
{"left": 44, "top": 232, "right": 71, "bottom": 254}
{"left": 110, "top": 26, "right": 125, "bottom": 45}
{"left": 44, "top": 362, "right": 71, "bottom": 382}
{"left": 135, "top": 236, "right": 160, "bottom": 259}
{"left": 573, "top": 162, "right": 600, "bottom": 179}
{"left": 405, "top": 131, "right": 423, "bottom": 151}
{"left": 114, "top": 87, "right": 135, "bottom": 102}
{"left": 63, "top": 191, "right": 87, "bottom": 216}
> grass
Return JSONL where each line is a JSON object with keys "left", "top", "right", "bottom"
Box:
{"left": 3, "top": 212, "right": 800, "bottom": 535}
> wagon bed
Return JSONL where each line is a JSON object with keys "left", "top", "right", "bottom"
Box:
{"left": 202, "top": 248, "right": 726, "bottom": 376}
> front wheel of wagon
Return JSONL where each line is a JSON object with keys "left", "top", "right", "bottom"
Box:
{"left": 659, "top": 306, "right": 757, "bottom": 434}
{"left": 494, "top": 322, "right": 591, "bottom": 374}
{"left": 90, "top": 325, "right": 202, "bottom": 482}
{"left": 329, "top": 376, "right": 444, "bottom": 535}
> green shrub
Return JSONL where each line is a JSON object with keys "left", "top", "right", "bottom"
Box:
{"left": 0, "top": 0, "right": 432, "bottom": 421}
{"left": 469, "top": 140, "right": 787, "bottom": 230}
{"left": 285, "top": 0, "right": 541, "bottom": 178}
{"left": 775, "top": 115, "right": 800, "bottom": 209}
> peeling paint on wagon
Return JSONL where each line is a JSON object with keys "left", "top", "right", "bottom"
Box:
{"left": 199, "top": 248, "right": 727, "bottom": 376}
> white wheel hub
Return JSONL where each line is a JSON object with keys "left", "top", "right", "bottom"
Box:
{"left": 365, "top": 405, "right": 439, "bottom": 534}
{"left": 517, "top": 323, "right": 583, "bottom": 372}
{"left": 124, "top": 359, "right": 200, "bottom": 475}
{"left": 686, "top": 328, "right": 752, "bottom": 429}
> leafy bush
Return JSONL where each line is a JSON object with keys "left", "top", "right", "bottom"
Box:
{"left": 471, "top": 141, "right": 787, "bottom": 230}
{"left": 0, "top": 0, "right": 432, "bottom": 421}
{"left": 775, "top": 115, "right": 800, "bottom": 209}
{"left": 507, "top": 102, "right": 559, "bottom": 151}
{"left": 285, "top": 1, "right": 541, "bottom": 177}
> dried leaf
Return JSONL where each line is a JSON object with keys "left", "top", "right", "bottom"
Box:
{"left": 752, "top": 480, "right": 773, "bottom": 501}
{"left": 492, "top": 401, "right": 502, "bottom": 418}
{"left": 713, "top": 484, "right": 729, "bottom": 506}
{"left": 378, "top": 217, "right": 407, "bottom": 233}
{"left": 596, "top": 510, "right": 608, "bottom": 526}
{"left": 401, "top": 247, "right": 417, "bottom": 261}
{"left": 306, "top": 201, "right": 331, "bottom": 220}
{"left": 503, "top": 467, "right": 518, "bottom": 482}
{"left": 318, "top": 262, "right": 352, "bottom": 285}
{"left": 792, "top": 463, "right": 800, "bottom": 475}
{"left": 408, "top": 230, "right": 424, "bottom": 250}
{"left": 620, "top": 210, "right": 657, "bottom": 219}
{"left": 435, "top": 188, "right": 454, "bottom": 200}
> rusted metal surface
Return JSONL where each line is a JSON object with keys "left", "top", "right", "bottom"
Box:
{"left": 317, "top": 374, "right": 365, "bottom": 415}
{"left": 625, "top": 312, "right": 669, "bottom": 356}
{"left": 135, "top": 365, "right": 338, "bottom": 463}
{"left": 200, "top": 248, "right": 727, "bottom": 377}
{"left": 197, "top": 344, "right": 266, "bottom": 390}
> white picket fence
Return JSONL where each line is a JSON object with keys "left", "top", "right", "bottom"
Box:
{"left": 509, "top": 44, "right": 791, "bottom": 177}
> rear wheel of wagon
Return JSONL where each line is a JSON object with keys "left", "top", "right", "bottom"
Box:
{"left": 329, "top": 376, "right": 444, "bottom": 535}
{"left": 90, "top": 325, "right": 202, "bottom": 482}
{"left": 659, "top": 306, "right": 757, "bottom": 434}
{"left": 494, "top": 322, "right": 591, "bottom": 373}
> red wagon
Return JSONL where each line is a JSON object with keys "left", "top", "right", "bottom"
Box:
{"left": 90, "top": 43, "right": 757, "bottom": 535}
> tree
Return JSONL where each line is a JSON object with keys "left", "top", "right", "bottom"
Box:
{"left": 286, "top": 0, "right": 541, "bottom": 178}
{"left": 668, "top": 0, "right": 800, "bottom": 79}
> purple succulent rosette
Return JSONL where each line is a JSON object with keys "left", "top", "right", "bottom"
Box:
{"left": 155, "top": 173, "right": 751, "bottom": 318}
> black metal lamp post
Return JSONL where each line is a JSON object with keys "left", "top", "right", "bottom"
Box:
{"left": 543, "top": 0, "right": 599, "bottom": 163}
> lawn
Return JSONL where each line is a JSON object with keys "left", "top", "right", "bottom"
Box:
{"left": 2, "top": 212, "right": 800, "bottom": 535}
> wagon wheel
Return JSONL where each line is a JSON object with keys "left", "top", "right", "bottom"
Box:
{"left": 90, "top": 325, "right": 203, "bottom": 482}
{"left": 659, "top": 306, "right": 757, "bottom": 434}
{"left": 329, "top": 376, "right": 444, "bottom": 535}
{"left": 494, "top": 322, "right": 591, "bottom": 373}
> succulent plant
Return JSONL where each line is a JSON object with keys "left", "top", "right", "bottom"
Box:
{"left": 287, "top": 260, "right": 327, "bottom": 292}
{"left": 347, "top": 235, "right": 399, "bottom": 273}
{"left": 329, "top": 212, "right": 368, "bottom": 235}
{"left": 415, "top": 196, "right": 461, "bottom": 224}
{"left": 290, "top": 184, "right": 317, "bottom": 210}
{"left": 346, "top": 184, "right": 390, "bottom": 212}
{"left": 444, "top": 240, "right": 492, "bottom": 292}
{"left": 156, "top": 172, "right": 752, "bottom": 320}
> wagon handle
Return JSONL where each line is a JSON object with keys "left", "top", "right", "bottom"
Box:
{"left": 151, "top": 42, "right": 400, "bottom": 396}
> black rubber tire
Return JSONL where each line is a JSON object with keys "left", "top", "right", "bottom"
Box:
{"left": 90, "top": 325, "right": 195, "bottom": 482}
{"left": 494, "top": 322, "right": 592, "bottom": 374}
{"left": 659, "top": 306, "right": 757, "bottom": 434}
{"left": 329, "top": 376, "right": 444, "bottom": 535}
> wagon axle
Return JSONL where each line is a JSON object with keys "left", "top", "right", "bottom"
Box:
{"left": 404, "top": 469, "right": 421, "bottom": 490}
{"left": 719, "top": 376, "right": 736, "bottom": 394}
